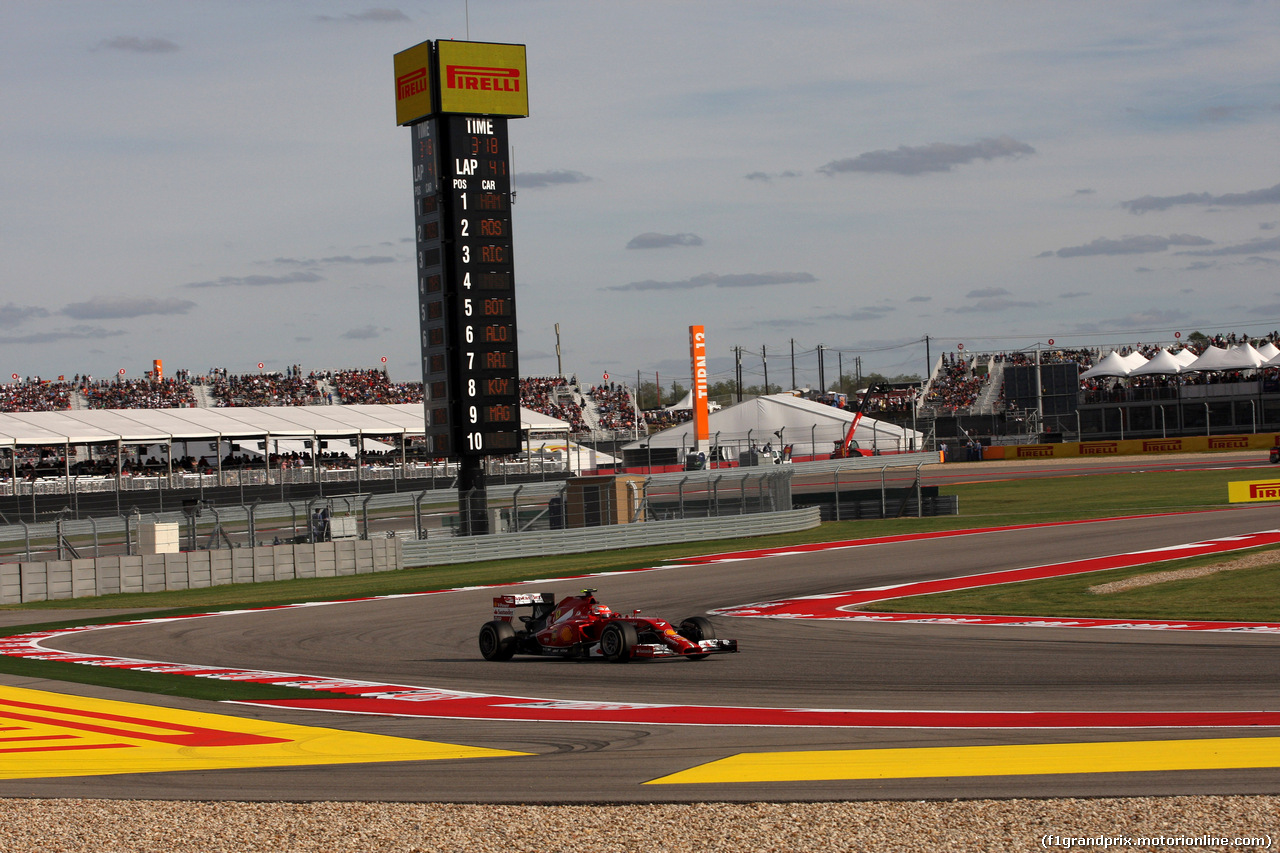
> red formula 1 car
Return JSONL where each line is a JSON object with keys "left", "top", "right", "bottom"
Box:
{"left": 478, "top": 588, "right": 738, "bottom": 662}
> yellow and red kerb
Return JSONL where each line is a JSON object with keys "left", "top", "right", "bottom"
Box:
{"left": 0, "top": 684, "right": 524, "bottom": 780}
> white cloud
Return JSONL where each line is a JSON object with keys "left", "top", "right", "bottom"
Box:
{"left": 818, "top": 136, "right": 1035, "bottom": 176}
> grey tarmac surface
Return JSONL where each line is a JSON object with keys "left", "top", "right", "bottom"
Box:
{"left": 4, "top": 502, "right": 1280, "bottom": 802}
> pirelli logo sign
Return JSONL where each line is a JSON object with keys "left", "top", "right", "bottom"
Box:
{"left": 1080, "top": 442, "right": 1118, "bottom": 455}
{"left": 1228, "top": 480, "right": 1280, "bottom": 503}
{"left": 1210, "top": 436, "right": 1251, "bottom": 450}
{"left": 394, "top": 40, "right": 436, "bottom": 125}
{"left": 1016, "top": 446, "right": 1056, "bottom": 458}
{"left": 438, "top": 41, "right": 528, "bottom": 116}
{"left": 1143, "top": 439, "right": 1184, "bottom": 453}
{"left": 396, "top": 39, "right": 529, "bottom": 124}
{"left": 446, "top": 64, "right": 521, "bottom": 93}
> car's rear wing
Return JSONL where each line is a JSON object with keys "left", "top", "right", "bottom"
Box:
{"left": 492, "top": 592, "right": 555, "bottom": 621}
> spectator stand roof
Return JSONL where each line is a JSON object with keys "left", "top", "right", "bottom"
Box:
{"left": 0, "top": 403, "right": 570, "bottom": 448}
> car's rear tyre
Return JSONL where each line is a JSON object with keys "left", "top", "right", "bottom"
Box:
{"left": 479, "top": 620, "right": 516, "bottom": 661}
{"left": 679, "top": 616, "right": 715, "bottom": 660}
{"left": 599, "top": 621, "right": 638, "bottom": 662}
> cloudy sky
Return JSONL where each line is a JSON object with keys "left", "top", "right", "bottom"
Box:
{"left": 4, "top": 2, "right": 1280, "bottom": 392}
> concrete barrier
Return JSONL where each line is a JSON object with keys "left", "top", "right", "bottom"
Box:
{"left": 0, "top": 537, "right": 402, "bottom": 604}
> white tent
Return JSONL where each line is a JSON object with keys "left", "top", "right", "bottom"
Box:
{"left": 1079, "top": 351, "right": 1135, "bottom": 379}
{"left": 1123, "top": 351, "right": 1149, "bottom": 370}
{"left": 1185, "top": 345, "right": 1240, "bottom": 372}
{"left": 1225, "top": 343, "right": 1266, "bottom": 369}
{"left": 664, "top": 390, "right": 693, "bottom": 411}
{"left": 1258, "top": 342, "right": 1280, "bottom": 361}
{"left": 624, "top": 393, "right": 923, "bottom": 458}
{"left": 0, "top": 403, "right": 571, "bottom": 450}
{"left": 527, "top": 439, "right": 620, "bottom": 474}
{"left": 662, "top": 389, "right": 720, "bottom": 413}
{"left": 1127, "top": 349, "right": 1184, "bottom": 376}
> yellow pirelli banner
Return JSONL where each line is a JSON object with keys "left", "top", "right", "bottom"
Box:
{"left": 395, "top": 40, "right": 529, "bottom": 125}
{"left": 394, "top": 40, "right": 436, "bottom": 125}
{"left": 437, "top": 40, "right": 528, "bottom": 117}
{"left": 986, "top": 433, "right": 1280, "bottom": 461}
{"left": 1229, "top": 479, "right": 1280, "bottom": 503}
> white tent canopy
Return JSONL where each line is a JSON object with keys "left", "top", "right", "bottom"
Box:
{"left": 1079, "top": 351, "right": 1135, "bottom": 379}
{"left": 1122, "top": 351, "right": 1149, "bottom": 370}
{"left": 625, "top": 393, "right": 923, "bottom": 457}
{"left": 0, "top": 403, "right": 570, "bottom": 450}
{"left": 526, "top": 439, "right": 620, "bottom": 474}
{"left": 664, "top": 390, "right": 693, "bottom": 411}
{"left": 1184, "top": 345, "right": 1237, "bottom": 372}
{"left": 662, "top": 389, "right": 720, "bottom": 413}
{"left": 1127, "top": 349, "right": 1184, "bottom": 377}
{"left": 1225, "top": 343, "right": 1266, "bottom": 369}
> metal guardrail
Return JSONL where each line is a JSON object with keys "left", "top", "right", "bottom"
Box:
{"left": 401, "top": 506, "right": 823, "bottom": 568}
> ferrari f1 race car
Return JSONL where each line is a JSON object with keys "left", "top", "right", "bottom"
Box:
{"left": 478, "top": 588, "right": 738, "bottom": 662}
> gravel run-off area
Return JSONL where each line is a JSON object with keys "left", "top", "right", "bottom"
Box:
{"left": 1088, "top": 549, "right": 1279, "bottom": 594}
{"left": 1, "top": 797, "right": 1278, "bottom": 852}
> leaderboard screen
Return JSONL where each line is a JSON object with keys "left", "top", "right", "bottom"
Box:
{"left": 411, "top": 117, "right": 452, "bottom": 454}
{"left": 411, "top": 112, "right": 521, "bottom": 457}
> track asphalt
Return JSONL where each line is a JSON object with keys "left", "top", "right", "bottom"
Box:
{"left": 4, "top": 494, "right": 1280, "bottom": 800}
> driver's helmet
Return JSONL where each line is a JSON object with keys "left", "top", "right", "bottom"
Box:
{"left": 591, "top": 603, "right": 612, "bottom": 616}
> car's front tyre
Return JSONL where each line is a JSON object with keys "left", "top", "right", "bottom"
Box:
{"left": 678, "top": 616, "right": 715, "bottom": 660}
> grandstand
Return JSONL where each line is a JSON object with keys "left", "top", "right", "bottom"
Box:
{"left": 3, "top": 327, "right": 1279, "bottom": 455}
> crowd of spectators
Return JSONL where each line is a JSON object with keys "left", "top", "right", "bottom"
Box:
{"left": 921, "top": 354, "right": 986, "bottom": 414}
{"left": 641, "top": 408, "right": 693, "bottom": 429}
{"left": 206, "top": 366, "right": 328, "bottom": 407}
{"left": 587, "top": 383, "right": 638, "bottom": 431}
{"left": 520, "top": 376, "right": 587, "bottom": 431}
{"left": 82, "top": 377, "right": 196, "bottom": 410}
{"left": 330, "top": 369, "right": 423, "bottom": 404}
{"left": 4, "top": 332, "right": 1280, "bottom": 420}
{"left": 0, "top": 378, "right": 74, "bottom": 412}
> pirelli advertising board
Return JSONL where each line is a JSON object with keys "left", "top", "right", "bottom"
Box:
{"left": 983, "top": 433, "right": 1280, "bottom": 462}
{"left": 397, "top": 38, "right": 526, "bottom": 470}
{"left": 393, "top": 40, "right": 435, "bottom": 126}
{"left": 1229, "top": 479, "right": 1280, "bottom": 503}
{"left": 394, "top": 40, "right": 529, "bottom": 124}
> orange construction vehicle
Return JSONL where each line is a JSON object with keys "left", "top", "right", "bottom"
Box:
{"left": 830, "top": 383, "right": 890, "bottom": 459}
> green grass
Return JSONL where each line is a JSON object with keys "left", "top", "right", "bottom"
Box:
{"left": 1, "top": 462, "right": 1275, "bottom": 701}
{"left": 941, "top": 467, "right": 1250, "bottom": 521}
{"left": 0, "top": 655, "right": 357, "bottom": 703}
{"left": 859, "top": 547, "right": 1280, "bottom": 622}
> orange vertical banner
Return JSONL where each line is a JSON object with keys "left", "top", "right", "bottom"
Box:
{"left": 689, "top": 325, "right": 710, "bottom": 448}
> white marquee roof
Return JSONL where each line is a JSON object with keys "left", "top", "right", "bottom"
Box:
{"left": 0, "top": 403, "right": 570, "bottom": 448}
{"left": 625, "top": 393, "right": 922, "bottom": 453}
{"left": 1126, "top": 349, "right": 1184, "bottom": 376}
{"left": 1078, "top": 351, "right": 1134, "bottom": 379}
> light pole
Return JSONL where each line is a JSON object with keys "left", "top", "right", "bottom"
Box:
{"left": 554, "top": 323, "right": 562, "bottom": 376}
